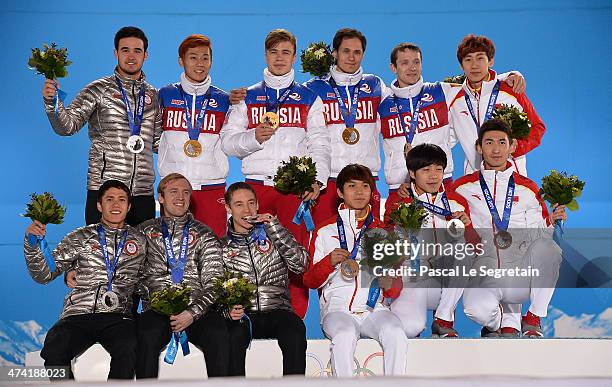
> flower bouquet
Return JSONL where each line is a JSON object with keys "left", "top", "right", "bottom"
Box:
{"left": 491, "top": 103, "right": 531, "bottom": 139}
{"left": 300, "top": 42, "right": 334, "bottom": 78}
{"left": 540, "top": 170, "right": 585, "bottom": 238}
{"left": 22, "top": 193, "right": 66, "bottom": 271}
{"left": 273, "top": 155, "right": 318, "bottom": 231}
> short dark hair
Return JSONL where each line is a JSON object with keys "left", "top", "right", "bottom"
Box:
{"left": 336, "top": 164, "right": 375, "bottom": 194}
{"left": 224, "top": 182, "right": 257, "bottom": 205}
{"left": 457, "top": 34, "right": 495, "bottom": 63}
{"left": 332, "top": 28, "right": 367, "bottom": 52}
{"left": 98, "top": 180, "right": 131, "bottom": 204}
{"left": 179, "top": 34, "right": 212, "bottom": 61}
{"left": 405, "top": 144, "right": 447, "bottom": 172}
{"left": 114, "top": 26, "right": 148, "bottom": 52}
{"left": 390, "top": 43, "right": 422, "bottom": 66}
{"left": 477, "top": 119, "right": 513, "bottom": 145}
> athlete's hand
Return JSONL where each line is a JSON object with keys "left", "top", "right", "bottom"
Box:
{"left": 65, "top": 271, "right": 77, "bottom": 288}
{"left": 301, "top": 182, "right": 322, "bottom": 202}
{"left": 506, "top": 73, "right": 526, "bottom": 94}
{"left": 170, "top": 311, "right": 194, "bottom": 332}
{"left": 329, "top": 248, "right": 350, "bottom": 266}
{"left": 229, "top": 305, "right": 245, "bottom": 321}
{"left": 397, "top": 183, "right": 411, "bottom": 198}
{"left": 550, "top": 204, "right": 567, "bottom": 224}
{"left": 26, "top": 220, "right": 46, "bottom": 238}
{"left": 42, "top": 79, "right": 59, "bottom": 100}
{"left": 255, "top": 122, "right": 276, "bottom": 144}
{"left": 230, "top": 87, "right": 247, "bottom": 105}
{"left": 452, "top": 211, "right": 471, "bottom": 227}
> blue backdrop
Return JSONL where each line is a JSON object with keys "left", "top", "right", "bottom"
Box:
{"left": 1, "top": 0, "right": 611, "bottom": 365}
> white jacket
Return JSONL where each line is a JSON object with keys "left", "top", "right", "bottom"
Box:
{"left": 158, "top": 73, "right": 231, "bottom": 188}
{"left": 305, "top": 206, "right": 389, "bottom": 321}
{"left": 220, "top": 69, "right": 330, "bottom": 186}
{"left": 452, "top": 162, "right": 554, "bottom": 265}
{"left": 305, "top": 66, "right": 389, "bottom": 178}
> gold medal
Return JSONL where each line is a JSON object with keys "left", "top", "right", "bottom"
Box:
{"left": 340, "top": 259, "right": 360, "bottom": 280}
{"left": 342, "top": 127, "right": 360, "bottom": 145}
{"left": 403, "top": 142, "right": 412, "bottom": 157}
{"left": 183, "top": 140, "right": 202, "bottom": 157}
{"left": 261, "top": 111, "right": 280, "bottom": 129}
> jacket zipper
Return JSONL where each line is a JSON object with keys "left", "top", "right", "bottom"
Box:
{"left": 129, "top": 82, "right": 137, "bottom": 192}
{"left": 245, "top": 238, "right": 261, "bottom": 311}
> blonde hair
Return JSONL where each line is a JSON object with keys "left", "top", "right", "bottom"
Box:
{"left": 157, "top": 173, "right": 191, "bottom": 196}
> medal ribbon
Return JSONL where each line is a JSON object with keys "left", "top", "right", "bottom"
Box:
{"left": 178, "top": 85, "right": 211, "bottom": 141}
{"left": 115, "top": 77, "right": 145, "bottom": 136}
{"left": 417, "top": 192, "right": 453, "bottom": 217}
{"left": 250, "top": 223, "right": 268, "bottom": 246}
{"left": 292, "top": 200, "right": 315, "bottom": 232}
{"left": 27, "top": 234, "right": 56, "bottom": 272}
{"left": 97, "top": 225, "right": 127, "bottom": 292}
{"left": 161, "top": 218, "right": 192, "bottom": 284}
{"left": 336, "top": 212, "right": 374, "bottom": 260}
{"left": 393, "top": 90, "right": 423, "bottom": 146}
{"left": 263, "top": 81, "right": 295, "bottom": 113}
{"left": 464, "top": 80, "right": 500, "bottom": 130}
{"left": 164, "top": 331, "right": 190, "bottom": 364}
{"left": 52, "top": 82, "right": 67, "bottom": 118}
{"left": 479, "top": 173, "right": 515, "bottom": 232}
{"left": 329, "top": 77, "right": 363, "bottom": 129}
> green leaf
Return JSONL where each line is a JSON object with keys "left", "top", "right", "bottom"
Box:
{"left": 566, "top": 199, "right": 579, "bottom": 211}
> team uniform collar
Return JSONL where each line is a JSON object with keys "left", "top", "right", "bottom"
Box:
{"left": 391, "top": 77, "right": 424, "bottom": 99}
{"left": 180, "top": 72, "right": 211, "bottom": 96}
{"left": 263, "top": 68, "right": 295, "bottom": 89}
{"left": 329, "top": 65, "right": 364, "bottom": 86}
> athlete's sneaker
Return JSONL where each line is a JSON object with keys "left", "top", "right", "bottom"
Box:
{"left": 480, "top": 326, "right": 500, "bottom": 338}
{"left": 521, "top": 311, "right": 544, "bottom": 337}
{"left": 500, "top": 327, "right": 520, "bottom": 338}
{"left": 431, "top": 318, "right": 459, "bottom": 338}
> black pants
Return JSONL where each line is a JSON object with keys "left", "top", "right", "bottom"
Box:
{"left": 136, "top": 310, "right": 229, "bottom": 379}
{"left": 85, "top": 190, "right": 155, "bottom": 226}
{"left": 41, "top": 313, "right": 137, "bottom": 380}
{"left": 227, "top": 309, "right": 306, "bottom": 376}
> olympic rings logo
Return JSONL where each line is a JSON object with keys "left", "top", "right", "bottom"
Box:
{"left": 306, "top": 351, "right": 384, "bottom": 377}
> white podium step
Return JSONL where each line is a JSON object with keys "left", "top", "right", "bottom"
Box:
{"left": 25, "top": 338, "right": 612, "bottom": 381}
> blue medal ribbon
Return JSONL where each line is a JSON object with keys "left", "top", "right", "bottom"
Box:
{"left": 409, "top": 234, "right": 420, "bottom": 274}
{"left": 97, "top": 225, "right": 127, "bottom": 292}
{"left": 263, "top": 81, "right": 295, "bottom": 113}
{"left": 161, "top": 218, "right": 192, "bottom": 284}
{"left": 292, "top": 200, "right": 315, "bottom": 231}
{"left": 27, "top": 234, "right": 56, "bottom": 272}
{"left": 241, "top": 314, "right": 253, "bottom": 349}
{"left": 393, "top": 90, "right": 423, "bottom": 147}
{"left": 329, "top": 77, "right": 362, "bottom": 129}
{"left": 178, "top": 85, "right": 211, "bottom": 141}
{"left": 250, "top": 223, "right": 268, "bottom": 246}
{"left": 479, "top": 173, "right": 515, "bottom": 232}
{"left": 337, "top": 213, "right": 379, "bottom": 307}
{"left": 164, "top": 331, "right": 190, "bottom": 364}
{"left": 464, "top": 80, "right": 500, "bottom": 130}
{"left": 115, "top": 77, "right": 146, "bottom": 137}
{"left": 417, "top": 192, "right": 453, "bottom": 218}
{"left": 52, "top": 82, "right": 67, "bottom": 117}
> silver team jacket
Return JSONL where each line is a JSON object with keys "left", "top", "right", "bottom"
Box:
{"left": 23, "top": 223, "right": 147, "bottom": 319}
{"left": 43, "top": 69, "right": 162, "bottom": 196}
{"left": 220, "top": 218, "right": 309, "bottom": 313}
{"left": 138, "top": 214, "right": 224, "bottom": 320}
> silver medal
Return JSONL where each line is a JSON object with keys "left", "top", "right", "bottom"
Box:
{"left": 126, "top": 135, "right": 145, "bottom": 154}
{"left": 101, "top": 290, "right": 120, "bottom": 311}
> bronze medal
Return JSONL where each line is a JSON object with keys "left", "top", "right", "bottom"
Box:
{"left": 261, "top": 111, "right": 280, "bottom": 129}
{"left": 183, "top": 140, "right": 203, "bottom": 157}
{"left": 403, "top": 142, "right": 413, "bottom": 157}
{"left": 342, "top": 127, "right": 360, "bottom": 145}
{"left": 494, "top": 230, "right": 513, "bottom": 250}
{"left": 340, "top": 259, "right": 360, "bottom": 280}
